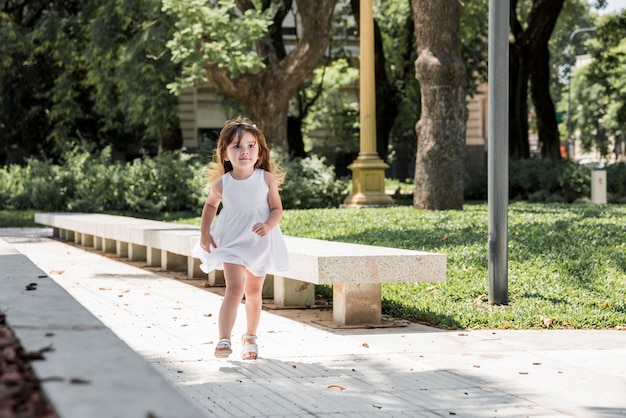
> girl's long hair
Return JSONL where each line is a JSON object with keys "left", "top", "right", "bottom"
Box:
{"left": 207, "top": 116, "right": 284, "bottom": 187}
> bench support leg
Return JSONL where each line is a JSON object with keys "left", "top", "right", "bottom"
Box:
{"left": 333, "top": 283, "right": 381, "bottom": 325}
{"left": 188, "top": 257, "right": 205, "bottom": 279}
{"left": 146, "top": 247, "right": 161, "bottom": 267}
{"left": 81, "top": 233, "right": 94, "bottom": 247}
{"left": 116, "top": 241, "right": 128, "bottom": 258}
{"left": 274, "top": 276, "right": 315, "bottom": 307}
{"left": 207, "top": 270, "right": 225, "bottom": 286}
{"left": 262, "top": 275, "right": 274, "bottom": 299}
{"left": 128, "top": 244, "right": 147, "bottom": 261}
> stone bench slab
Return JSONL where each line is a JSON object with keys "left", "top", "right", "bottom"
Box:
{"left": 35, "top": 213, "right": 446, "bottom": 326}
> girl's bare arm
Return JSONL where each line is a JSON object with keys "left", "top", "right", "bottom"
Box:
{"left": 200, "top": 178, "right": 223, "bottom": 251}
{"left": 252, "top": 172, "right": 283, "bottom": 236}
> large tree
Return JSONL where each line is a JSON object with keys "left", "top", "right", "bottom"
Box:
{"left": 411, "top": 0, "right": 467, "bottom": 210}
{"left": 164, "top": 0, "right": 337, "bottom": 152}
{"left": 509, "top": 0, "right": 564, "bottom": 160}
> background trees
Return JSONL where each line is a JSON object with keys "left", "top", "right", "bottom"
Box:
{"left": 163, "top": 0, "right": 337, "bottom": 153}
{"left": 2, "top": 0, "right": 623, "bottom": 207}
{"left": 569, "top": 10, "right": 626, "bottom": 160}
{"left": 0, "top": 0, "right": 180, "bottom": 163}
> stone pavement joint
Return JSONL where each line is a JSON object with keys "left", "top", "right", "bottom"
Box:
{"left": 2, "top": 228, "right": 626, "bottom": 417}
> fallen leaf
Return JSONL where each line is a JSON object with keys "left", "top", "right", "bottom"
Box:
{"left": 99, "top": 287, "right": 112, "bottom": 291}
{"left": 362, "top": 342, "right": 369, "bottom": 348}
{"left": 501, "top": 322, "right": 511, "bottom": 329}
{"left": 616, "top": 326, "right": 626, "bottom": 331}
{"left": 327, "top": 384, "right": 346, "bottom": 391}
{"left": 539, "top": 315, "right": 554, "bottom": 328}
{"left": 518, "top": 371, "right": 529, "bottom": 375}
{"left": 292, "top": 365, "right": 297, "bottom": 369}
{"left": 203, "top": 313, "right": 213, "bottom": 317}
{"left": 26, "top": 344, "right": 55, "bottom": 360}
{"left": 472, "top": 365, "right": 480, "bottom": 368}
{"left": 426, "top": 285, "right": 437, "bottom": 291}
{"left": 441, "top": 234, "right": 450, "bottom": 241}
{"left": 144, "top": 292, "right": 150, "bottom": 296}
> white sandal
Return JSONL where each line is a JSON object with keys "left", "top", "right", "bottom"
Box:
{"left": 241, "top": 335, "right": 258, "bottom": 360}
{"left": 214, "top": 338, "right": 232, "bottom": 358}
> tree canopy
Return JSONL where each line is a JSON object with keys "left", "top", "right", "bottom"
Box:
{"left": 570, "top": 10, "right": 626, "bottom": 158}
{"left": 0, "top": 0, "right": 180, "bottom": 163}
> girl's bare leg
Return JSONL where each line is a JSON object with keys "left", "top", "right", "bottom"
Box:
{"left": 243, "top": 269, "right": 266, "bottom": 337}
{"left": 241, "top": 269, "right": 265, "bottom": 359}
{"left": 218, "top": 263, "right": 245, "bottom": 340}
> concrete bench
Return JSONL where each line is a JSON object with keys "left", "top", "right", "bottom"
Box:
{"left": 269, "top": 236, "right": 446, "bottom": 325}
{"left": 35, "top": 213, "right": 446, "bottom": 326}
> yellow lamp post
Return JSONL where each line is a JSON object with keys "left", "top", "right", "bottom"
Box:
{"left": 342, "top": 0, "right": 393, "bottom": 208}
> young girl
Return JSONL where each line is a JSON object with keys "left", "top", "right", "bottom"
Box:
{"left": 193, "top": 117, "right": 290, "bottom": 360}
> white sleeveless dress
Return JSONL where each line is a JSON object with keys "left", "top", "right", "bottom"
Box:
{"left": 193, "top": 169, "right": 290, "bottom": 277}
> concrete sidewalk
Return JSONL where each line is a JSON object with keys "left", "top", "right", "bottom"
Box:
{"left": 3, "top": 229, "right": 626, "bottom": 417}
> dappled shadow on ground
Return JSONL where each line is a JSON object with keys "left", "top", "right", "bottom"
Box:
{"left": 152, "top": 353, "right": 577, "bottom": 417}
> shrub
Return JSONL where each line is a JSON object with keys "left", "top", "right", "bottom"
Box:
{"left": 123, "top": 152, "right": 204, "bottom": 213}
{"left": 17, "top": 159, "right": 74, "bottom": 211}
{"left": 606, "top": 162, "right": 626, "bottom": 200}
{"left": 509, "top": 159, "right": 592, "bottom": 202}
{"left": 278, "top": 152, "right": 349, "bottom": 209}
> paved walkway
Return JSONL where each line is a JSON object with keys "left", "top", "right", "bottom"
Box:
{"left": 3, "top": 229, "right": 626, "bottom": 417}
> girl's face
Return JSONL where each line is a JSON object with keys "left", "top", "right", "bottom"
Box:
{"left": 224, "top": 131, "right": 259, "bottom": 172}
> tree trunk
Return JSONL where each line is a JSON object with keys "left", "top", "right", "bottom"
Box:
{"left": 412, "top": 0, "right": 467, "bottom": 210}
{"left": 207, "top": 0, "right": 336, "bottom": 152}
{"left": 509, "top": 0, "right": 564, "bottom": 160}
{"left": 509, "top": 42, "right": 531, "bottom": 159}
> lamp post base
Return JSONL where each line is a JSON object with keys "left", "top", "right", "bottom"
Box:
{"left": 341, "top": 153, "right": 394, "bottom": 208}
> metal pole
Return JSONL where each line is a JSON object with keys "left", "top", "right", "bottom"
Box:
{"left": 488, "top": 0, "right": 509, "bottom": 305}
{"left": 566, "top": 27, "right": 596, "bottom": 160}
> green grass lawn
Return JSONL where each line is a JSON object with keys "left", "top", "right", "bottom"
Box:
{"left": 4, "top": 202, "right": 625, "bottom": 330}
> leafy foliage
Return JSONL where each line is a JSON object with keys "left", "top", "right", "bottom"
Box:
{"left": 278, "top": 152, "right": 350, "bottom": 209}
{"left": 466, "top": 159, "right": 626, "bottom": 203}
{"left": 569, "top": 10, "right": 626, "bottom": 157}
{"left": 0, "top": 147, "right": 205, "bottom": 214}
{"left": 0, "top": 146, "right": 349, "bottom": 212}
{"left": 0, "top": 0, "right": 180, "bottom": 162}
{"left": 161, "top": 0, "right": 271, "bottom": 93}
{"left": 301, "top": 59, "right": 360, "bottom": 155}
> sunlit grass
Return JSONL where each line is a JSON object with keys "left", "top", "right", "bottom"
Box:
{"left": 176, "top": 201, "right": 626, "bottom": 329}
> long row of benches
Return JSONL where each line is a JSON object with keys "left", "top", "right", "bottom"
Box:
{"left": 35, "top": 213, "right": 446, "bottom": 326}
